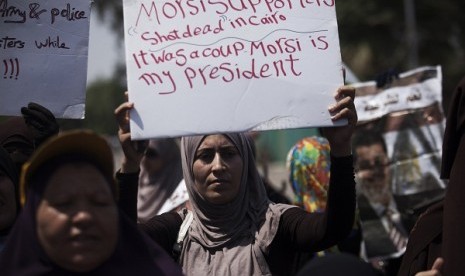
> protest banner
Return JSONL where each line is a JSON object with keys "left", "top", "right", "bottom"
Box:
{"left": 123, "top": 0, "right": 344, "bottom": 139}
{"left": 0, "top": 0, "right": 91, "bottom": 118}
{"left": 352, "top": 66, "right": 446, "bottom": 261}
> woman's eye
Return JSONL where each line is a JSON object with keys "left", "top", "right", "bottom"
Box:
{"left": 93, "top": 199, "right": 111, "bottom": 206}
{"left": 52, "top": 200, "right": 72, "bottom": 208}
{"left": 196, "top": 150, "right": 214, "bottom": 162}
{"left": 92, "top": 194, "right": 113, "bottom": 206}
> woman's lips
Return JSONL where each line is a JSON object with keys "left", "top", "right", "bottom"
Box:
{"left": 208, "top": 178, "right": 229, "bottom": 185}
{"left": 70, "top": 234, "right": 99, "bottom": 248}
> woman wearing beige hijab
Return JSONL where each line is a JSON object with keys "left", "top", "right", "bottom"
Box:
{"left": 115, "top": 86, "right": 358, "bottom": 275}
{"left": 137, "top": 138, "right": 185, "bottom": 222}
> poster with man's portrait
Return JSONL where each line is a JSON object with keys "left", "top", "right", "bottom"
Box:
{"left": 352, "top": 66, "right": 446, "bottom": 260}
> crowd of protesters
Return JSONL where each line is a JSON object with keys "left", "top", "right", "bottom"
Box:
{"left": 0, "top": 74, "right": 464, "bottom": 275}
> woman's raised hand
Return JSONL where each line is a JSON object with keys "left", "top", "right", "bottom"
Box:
{"left": 114, "top": 92, "right": 147, "bottom": 173}
{"left": 321, "top": 86, "right": 358, "bottom": 157}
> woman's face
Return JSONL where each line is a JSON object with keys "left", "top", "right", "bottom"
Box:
{"left": 36, "top": 163, "right": 118, "bottom": 272}
{"left": 192, "top": 135, "right": 243, "bottom": 205}
{"left": 0, "top": 173, "right": 16, "bottom": 231}
{"left": 142, "top": 147, "right": 164, "bottom": 175}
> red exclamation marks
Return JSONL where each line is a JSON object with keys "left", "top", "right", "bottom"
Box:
{"left": 2, "top": 58, "right": 19, "bottom": 80}
{"left": 3, "top": 60, "right": 7, "bottom": 79}
{"left": 14, "top": 58, "right": 19, "bottom": 79}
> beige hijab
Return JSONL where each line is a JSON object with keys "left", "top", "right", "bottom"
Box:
{"left": 138, "top": 139, "right": 183, "bottom": 221}
{"left": 180, "top": 133, "right": 293, "bottom": 275}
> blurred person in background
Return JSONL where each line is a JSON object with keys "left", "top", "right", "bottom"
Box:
{"left": 138, "top": 138, "right": 187, "bottom": 222}
{"left": 286, "top": 135, "right": 362, "bottom": 273}
{"left": 0, "top": 103, "right": 59, "bottom": 169}
{"left": 0, "top": 146, "right": 19, "bottom": 251}
{"left": 439, "top": 74, "right": 465, "bottom": 275}
{"left": 397, "top": 199, "right": 443, "bottom": 276}
{"left": 0, "top": 103, "right": 59, "bottom": 252}
{"left": 0, "top": 130, "right": 182, "bottom": 275}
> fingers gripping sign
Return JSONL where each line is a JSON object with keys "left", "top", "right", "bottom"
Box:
{"left": 114, "top": 92, "right": 148, "bottom": 173}
{"left": 321, "top": 86, "right": 358, "bottom": 157}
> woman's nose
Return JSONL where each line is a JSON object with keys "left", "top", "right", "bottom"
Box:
{"left": 212, "top": 153, "right": 225, "bottom": 171}
{"left": 72, "top": 207, "right": 93, "bottom": 227}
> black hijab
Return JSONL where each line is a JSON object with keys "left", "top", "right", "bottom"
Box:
{"left": 0, "top": 146, "right": 20, "bottom": 235}
{"left": 0, "top": 130, "right": 183, "bottom": 275}
{"left": 0, "top": 186, "right": 182, "bottom": 275}
{"left": 441, "top": 75, "right": 465, "bottom": 274}
{"left": 0, "top": 146, "right": 18, "bottom": 184}
{"left": 0, "top": 117, "right": 35, "bottom": 171}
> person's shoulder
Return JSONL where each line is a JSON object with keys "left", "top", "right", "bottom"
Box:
{"left": 141, "top": 211, "right": 183, "bottom": 231}
{"left": 158, "top": 210, "right": 184, "bottom": 223}
{"left": 278, "top": 204, "right": 311, "bottom": 221}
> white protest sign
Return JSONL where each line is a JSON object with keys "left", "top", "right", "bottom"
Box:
{"left": 123, "top": 0, "right": 344, "bottom": 139}
{"left": 0, "top": 0, "right": 91, "bottom": 118}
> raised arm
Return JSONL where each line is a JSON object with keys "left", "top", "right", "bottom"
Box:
{"left": 273, "top": 86, "right": 358, "bottom": 251}
{"left": 321, "top": 85, "right": 357, "bottom": 157}
{"left": 114, "top": 95, "right": 147, "bottom": 221}
{"left": 312, "top": 86, "right": 358, "bottom": 248}
{"left": 114, "top": 95, "right": 147, "bottom": 173}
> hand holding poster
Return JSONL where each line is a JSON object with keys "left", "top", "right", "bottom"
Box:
{"left": 0, "top": 0, "right": 91, "bottom": 118}
{"left": 123, "top": 0, "right": 344, "bottom": 139}
{"left": 352, "top": 66, "right": 446, "bottom": 261}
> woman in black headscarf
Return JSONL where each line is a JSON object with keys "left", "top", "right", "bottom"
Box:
{"left": 396, "top": 75, "right": 465, "bottom": 276}
{"left": 0, "top": 103, "right": 59, "bottom": 170}
{"left": 439, "top": 75, "right": 465, "bottom": 275}
{"left": 0, "top": 146, "right": 19, "bottom": 251}
{"left": 0, "top": 103, "right": 59, "bottom": 251}
{"left": 0, "top": 130, "right": 183, "bottom": 275}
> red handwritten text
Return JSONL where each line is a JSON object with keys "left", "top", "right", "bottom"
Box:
{"left": 135, "top": 0, "right": 295, "bottom": 27}
{"left": 139, "top": 70, "right": 177, "bottom": 95}
{"left": 184, "top": 54, "right": 301, "bottom": 89}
